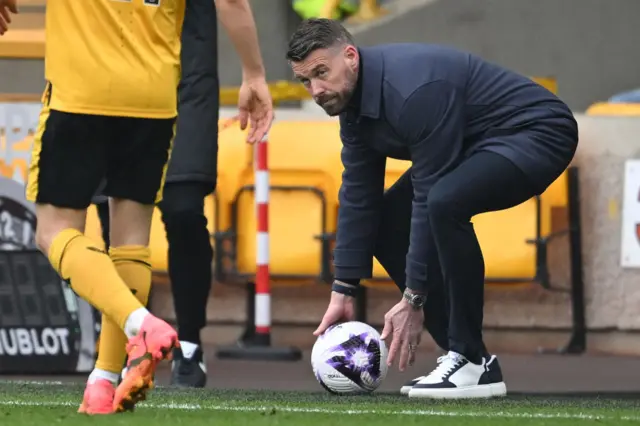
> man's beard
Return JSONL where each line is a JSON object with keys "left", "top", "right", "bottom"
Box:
{"left": 319, "top": 96, "right": 346, "bottom": 116}
{"left": 318, "top": 75, "right": 356, "bottom": 116}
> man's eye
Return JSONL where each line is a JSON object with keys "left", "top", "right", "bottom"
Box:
{"left": 318, "top": 70, "right": 327, "bottom": 77}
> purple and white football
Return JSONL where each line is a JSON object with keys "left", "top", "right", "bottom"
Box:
{"left": 311, "top": 321, "right": 388, "bottom": 394}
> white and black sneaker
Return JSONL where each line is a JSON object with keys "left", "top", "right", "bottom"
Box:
{"left": 400, "top": 375, "right": 426, "bottom": 395}
{"left": 170, "top": 342, "right": 208, "bottom": 388}
{"left": 407, "top": 352, "right": 507, "bottom": 399}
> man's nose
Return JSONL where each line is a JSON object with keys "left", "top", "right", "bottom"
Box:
{"left": 310, "top": 80, "right": 326, "bottom": 98}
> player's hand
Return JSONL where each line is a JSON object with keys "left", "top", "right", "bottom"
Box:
{"left": 313, "top": 291, "right": 355, "bottom": 336}
{"left": 238, "top": 76, "right": 274, "bottom": 145}
{"left": 0, "top": 0, "right": 18, "bottom": 36}
{"left": 380, "top": 298, "right": 424, "bottom": 372}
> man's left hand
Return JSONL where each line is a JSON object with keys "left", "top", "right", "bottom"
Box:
{"left": 380, "top": 297, "right": 425, "bottom": 372}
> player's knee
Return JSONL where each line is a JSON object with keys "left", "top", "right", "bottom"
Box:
{"left": 108, "top": 198, "right": 154, "bottom": 247}
{"left": 34, "top": 205, "right": 85, "bottom": 255}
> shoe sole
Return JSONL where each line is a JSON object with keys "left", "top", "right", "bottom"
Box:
{"left": 408, "top": 382, "right": 507, "bottom": 399}
{"left": 113, "top": 343, "right": 176, "bottom": 413}
{"left": 113, "top": 358, "right": 154, "bottom": 413}
{"left": 400, "top": 385, "right": 414, "bottom": 395}
{"left": 78, "top": 399, "right": 116, "bottom": 415}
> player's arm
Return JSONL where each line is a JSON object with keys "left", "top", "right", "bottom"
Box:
{"left": 0, "top": 0, "right": 18, "bottom": 36}
{"left": 333, "top": 116, "right": 386, "bottom": 290}
{"left": 215, "top": 0, "right": 265, "bottom": 79}
{"left": 398, "top": 80, "right": 465, "bottom": 293}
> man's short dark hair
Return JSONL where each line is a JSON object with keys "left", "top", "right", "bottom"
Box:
{"left": 286, "top": 18, "right": 356, "bottom": 62}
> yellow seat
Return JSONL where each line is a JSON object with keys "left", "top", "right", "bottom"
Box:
{"left": 215, "top": 119, "right": 254, "bottom": 234}
{"left": 474, "top": 199, "right": 538, "bottom": 280}
{"left": 539, "top": 169, "right": 569, "bottom": 236}
{"left": 233, "top": 120, "right": 343, "bottom": 282}
{"left": 0, "top": 29, "right": 44, "bottom": 59}
{"left": 586, "top": 102, "right": 640, "bottom": 116}
{"left": 235, "top": 188, "right": 326, "bottom": 280}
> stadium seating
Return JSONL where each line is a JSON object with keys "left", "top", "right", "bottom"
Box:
{"left": 215, "top": 119, "right": 571, "bottom": 293}
{"left": 225, "top": 121, "right": 344, "bottom": 283}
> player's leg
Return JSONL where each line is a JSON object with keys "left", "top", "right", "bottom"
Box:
{"left": 91, "top": 183, "right": 157, "bottom": 385}
{"left": 408, "top": 151, "right": 540, "bottom": 399}
{"left": 158, "top": 181, "right": 214, "bottom": 388}
{"left": 104, "top": 116, "right": 178, "bottom": 412}
{"left": 372, "top": 170, "right": 450, "bottom": 395}
{"left": 25, "top": 106, "right": 150, "bottom": 414}
{"left": 87, "top": 189, "right": 119, "bottom": 390}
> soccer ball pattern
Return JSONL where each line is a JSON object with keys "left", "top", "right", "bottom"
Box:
{"left": 311, "top": 321, "right": 388, "bottom": 394}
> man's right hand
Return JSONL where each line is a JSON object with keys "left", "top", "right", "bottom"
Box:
{"left": 0, "top": 0, "right": 18, "bottom": 36}
{"left": 313, "top": 291, "right": 356, "bottom": 336}
{"left": 238, "top": 76, "right": 274, "bottom": 144}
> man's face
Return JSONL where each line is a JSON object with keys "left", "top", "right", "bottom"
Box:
{"left": 290, "top": 45, "right": 359, "bottom": 116}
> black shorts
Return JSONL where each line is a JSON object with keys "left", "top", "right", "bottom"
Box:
{"left": 26, "top": 104, "right": 175, "bottom": 209}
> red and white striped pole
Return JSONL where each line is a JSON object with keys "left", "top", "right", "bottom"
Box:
{"left": 216, "top": 125, "right": 301, "bottom": 361}
{"left": 254, "top": 133, "right": 271, "bottom": 340}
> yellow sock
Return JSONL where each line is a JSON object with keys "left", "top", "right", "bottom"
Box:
{"left": 48, "top": 229, "right": 144, "bottom": 330}
{"left": 94, "top": 246, "right": 152, "bottom": 374}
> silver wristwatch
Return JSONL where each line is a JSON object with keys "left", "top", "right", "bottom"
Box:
{"left": 403, "top": 288, "right": 427, "bottom": 310}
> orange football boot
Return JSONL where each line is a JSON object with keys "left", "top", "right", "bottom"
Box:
{"left": 112, "top": 314, "right": 179, "bottom": 412}
{"left": 78, "top": 378, "right": 116, "bottom": 415}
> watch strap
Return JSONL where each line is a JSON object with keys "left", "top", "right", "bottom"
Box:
{"left": 332, "top": 280, "right": 359, "bottom": 297}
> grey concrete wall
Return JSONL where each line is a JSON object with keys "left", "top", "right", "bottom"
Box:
{"left": 0, "top": 59, "right": 44, "bottom": 94}
{"left": 351, "top": 0, "right": 640, "bottom": 111}
{"left": 217, "top": 0, "right": 301, "bottom": 86}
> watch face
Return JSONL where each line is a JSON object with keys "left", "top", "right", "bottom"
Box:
{"left": 412, "top": 294, "right": 426, "bottom": 306}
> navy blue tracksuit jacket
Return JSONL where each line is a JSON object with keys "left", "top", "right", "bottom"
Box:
{"left": 333, "top": 43, "right": 578, "bottom": 291}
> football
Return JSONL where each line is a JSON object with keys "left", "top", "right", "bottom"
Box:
{"left": 311, "top": 321, "right": 388, "bottom": 394}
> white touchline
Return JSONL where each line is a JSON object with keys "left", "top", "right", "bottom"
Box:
{"left": 0, "top": 400, "right": 638, "bottom": 422}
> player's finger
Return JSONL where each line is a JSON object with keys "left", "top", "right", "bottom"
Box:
{"left": 247, "top": 116, "right": 260, "bottom": 144}
{"left": 387, "top": 336, "right": 401, "bottom": 367}
{"left": 408, "top": 344, "right": 416, "bottom": 367}
{"left": 0, "top": 7, "right": 11, "bottom": 25}
{"left": 238, "top": 110, "right": 248, "bottom": 131}
{"left": 8, "top": 2, "right": 18, "bottom": 13}
{"left": 313, "top": 312, "right": 335, "bottom": 336}
{"left": 380, "top": 318, "right": 393, "bottom": 342}
{"left": 0, "top": 15, "right": 8, "bottom": 35}
{"left": 253, "top": 118, "right": 269, "bottom": 144}
{"left": 399, "top": 339, "right": 410, "bottom": 372}
{"left": 265, "top": 108, "right": 275, "bottom": 131}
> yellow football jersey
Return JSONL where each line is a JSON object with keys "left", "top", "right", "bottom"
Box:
{"left": 44, "top": 0, "right": 186, "bottom": 118}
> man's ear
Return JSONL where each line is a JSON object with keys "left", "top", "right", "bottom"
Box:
{"left": 344, "top": 45, "right": 359, "bottom": 71}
